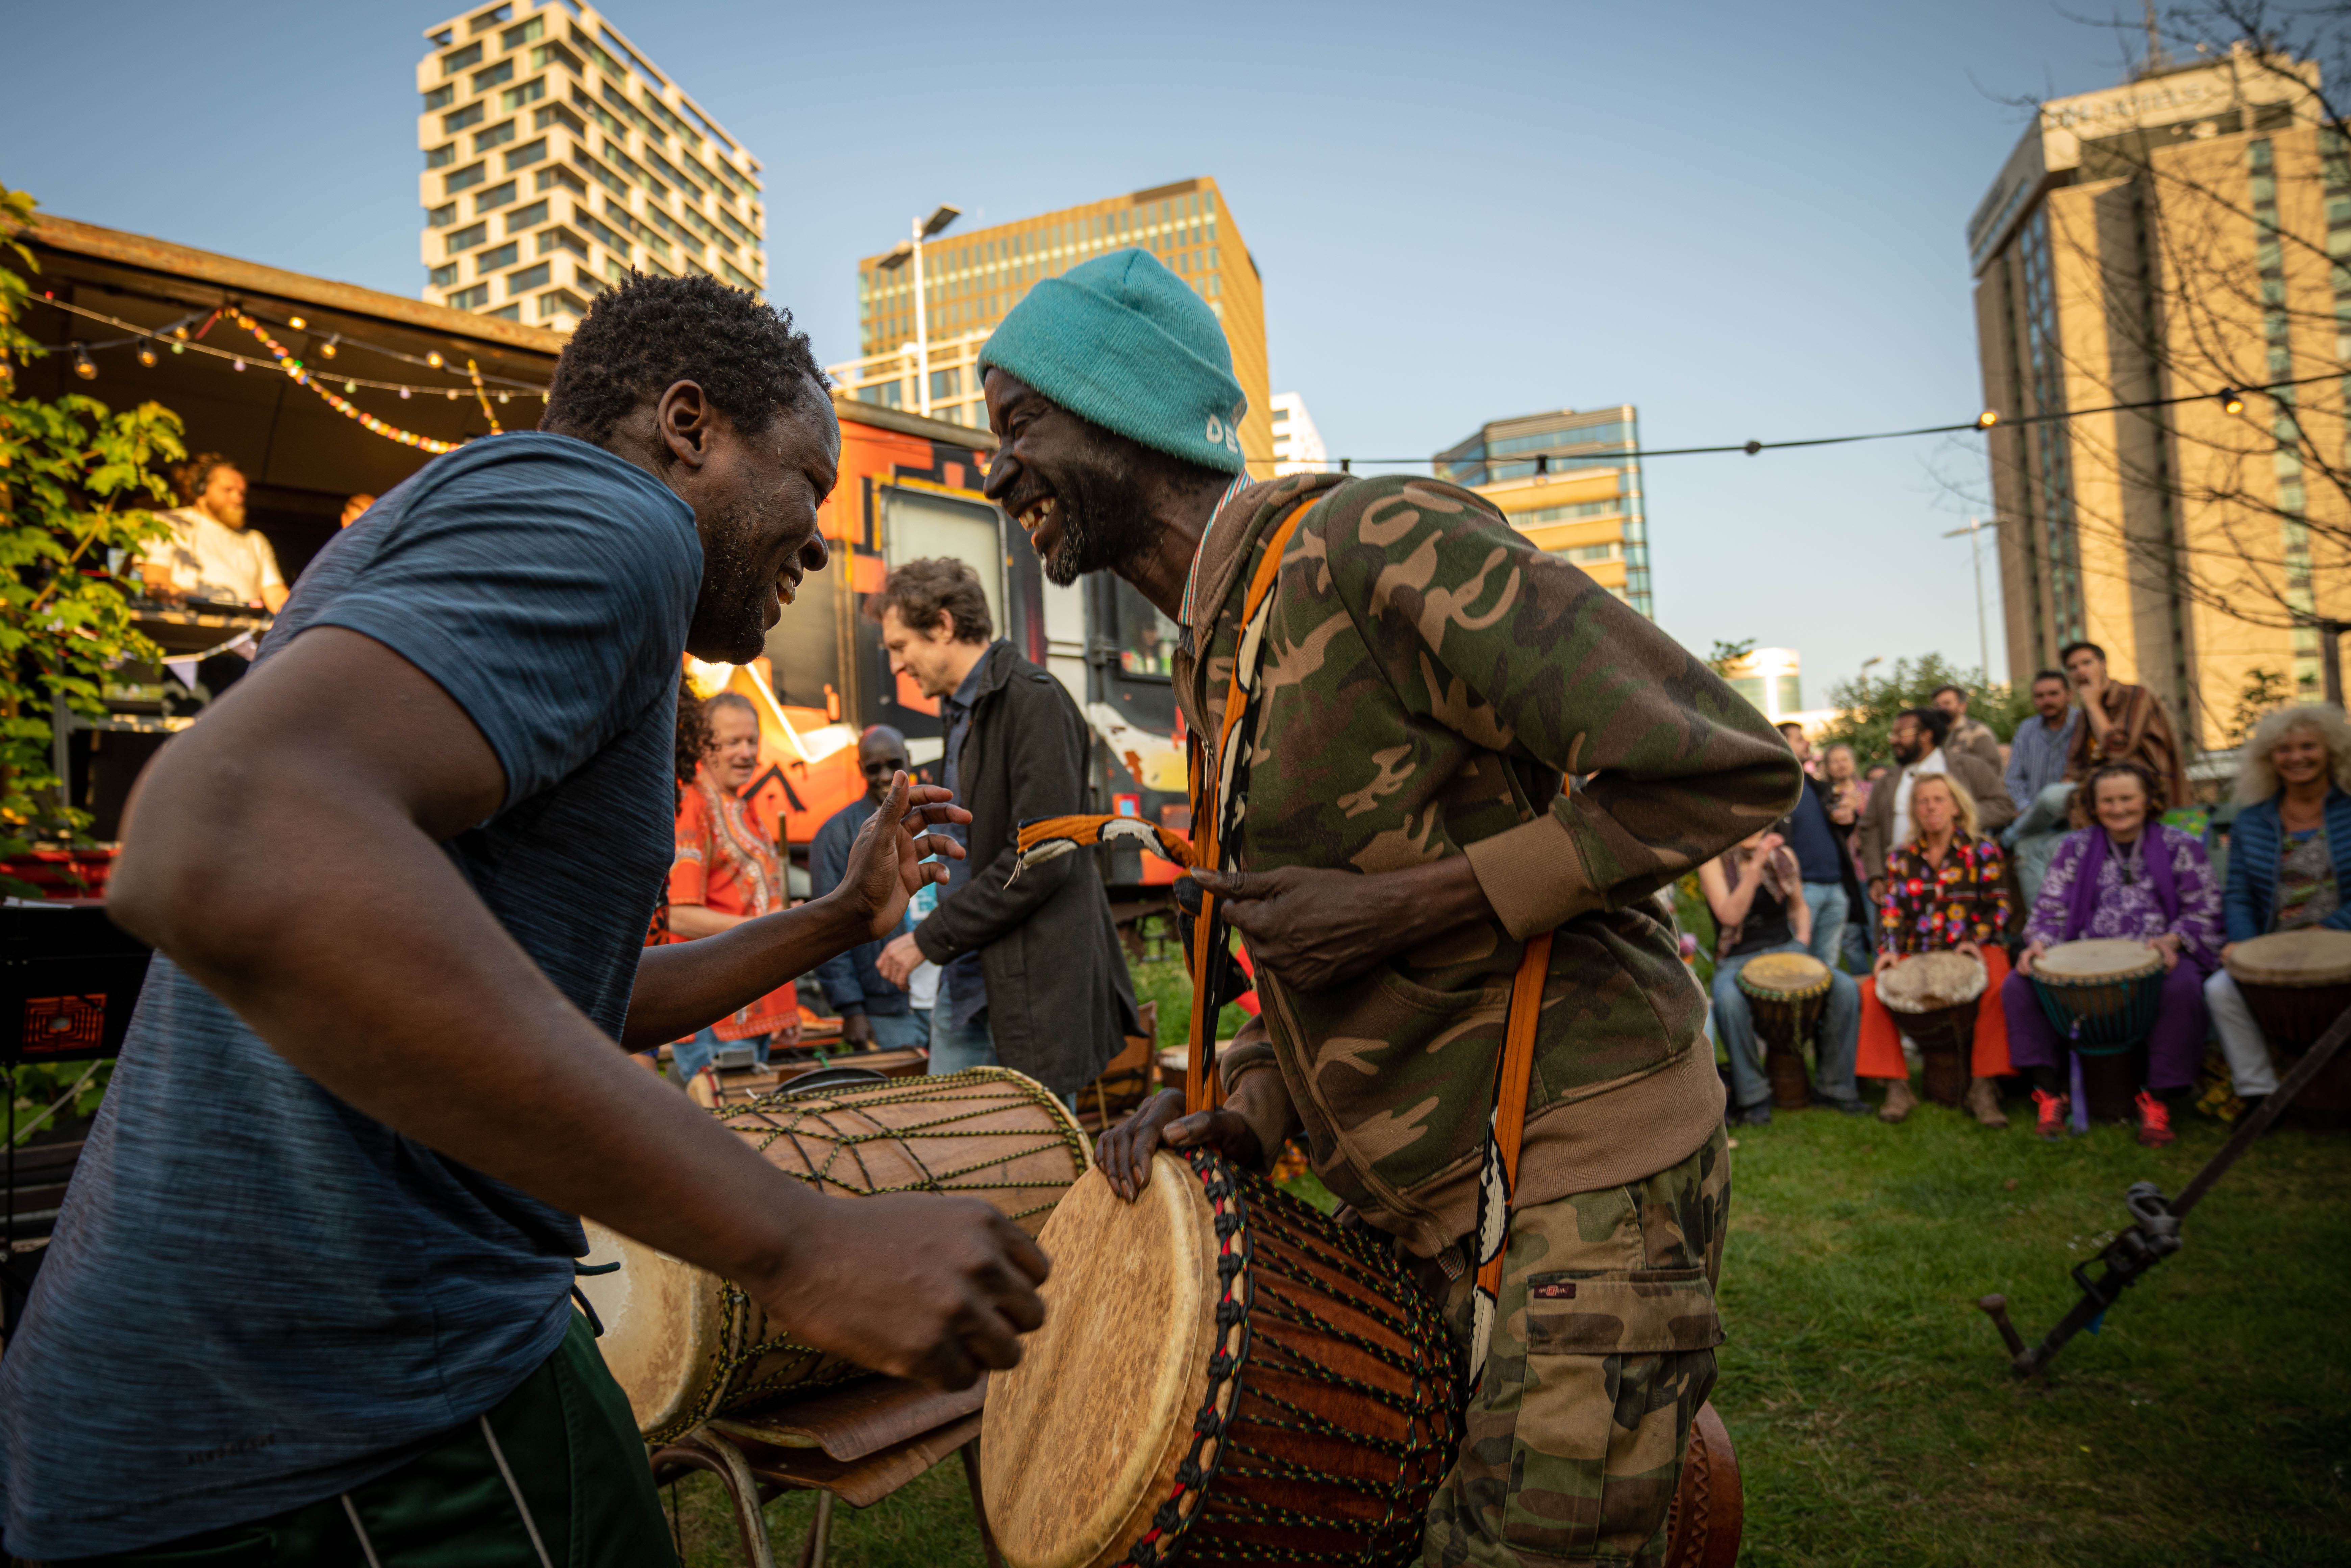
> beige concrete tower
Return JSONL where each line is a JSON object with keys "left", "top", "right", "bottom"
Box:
{"left": 417, "top": 1, "right": 765, "bottom": 331}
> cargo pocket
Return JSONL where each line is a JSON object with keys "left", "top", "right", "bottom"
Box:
{"left": 1501, "top": 1269, "right": 1722, "bottom": 1564}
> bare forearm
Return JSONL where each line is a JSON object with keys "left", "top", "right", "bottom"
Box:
{"left": 628, "top": 896, "right": 867, "bottom": 1045}
{"left": 667, "top": 902, "right": 746, "bottom": 941}
{"left": 115, "top": 788, "right": 831, "bottom": 1291}
{"left": 1361, "top": 855, "right": 1492, "bottom": 963}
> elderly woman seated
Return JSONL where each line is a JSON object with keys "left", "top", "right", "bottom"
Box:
{"left": 1856, "top": 772, "right": 2013, "bottom": 1126}
{"left": 1700, "top": 827, "right": 1865, "bottom": 1126}
{"left": 2001, "top": 761, "right": 2221, "bottom": 1145}
{"left": 2204, "top": 704, "right": 2351, "bottom": 1114}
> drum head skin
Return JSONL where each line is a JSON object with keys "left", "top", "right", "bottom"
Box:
{"left": 2227, "top": 928, "right": 2351, "bottom": 987}
{"left": 576, "top": 1219, "right": 719, "bottom": 1439}
{"left": 981, "top": 1154, "right": 1220, "bottom": 1568}
{"left": 1737, "top": 952, "right": 1831, "bottom": 999}
{"left": 2035, "top": 938, "right": 2164, "bottom": 985}
{"left": 1878, "top": 951, "right": 1987, "bottom": 1014}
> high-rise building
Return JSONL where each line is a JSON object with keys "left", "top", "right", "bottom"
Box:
{"left": 415, "top": 1, "right": 765, "bottom": 332}
{"left": 1970, "top": 46, "right": 2344, "bottom": 747}
{"left": 1270, "top": 392, "right": 1330, "bottom": 474}
{"left": 829, "top": 179, "right": 1272, "bottom": 470}
{"left": 1433, "top": 405, "right": 1653, "bottom": 618}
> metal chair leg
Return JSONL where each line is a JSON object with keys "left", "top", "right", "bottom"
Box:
{"left": 960, "top": 1438, "right": 1006, "bottom": 1568}
{"left": 796, "top": 1489, "right": 835, "bottom": 1568}
{"left": 650, "top": 1429, "right": 781, "bottom": 1568}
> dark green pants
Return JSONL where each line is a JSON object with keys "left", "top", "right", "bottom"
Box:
{"left": 54, "top": 1314, "right": 676, "bottom": 1567}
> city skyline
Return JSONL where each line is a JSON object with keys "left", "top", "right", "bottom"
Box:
{"left": 1, "top": 1, "right": 2138, "bottom": 697}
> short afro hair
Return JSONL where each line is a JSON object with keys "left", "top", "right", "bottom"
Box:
{"left": 542, "top": 273, "right": 828, "bottom": 447}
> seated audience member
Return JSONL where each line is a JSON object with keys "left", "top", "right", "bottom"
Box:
{"left": 2205, "top": 704, "right": 2351, "bottom": 1114}
{"left": 2003, "top": 761, "right": 2219, "bottom": 1145}
{"left": 139, "top": 453, "right": 288, "bottom": 613}
{"left": 340, "top": 493, "right": 377, "bottom": 528}
{"left": 1859, "top": 706, "right": 2014, "bottom": 880}
{"left": 1932, "top": 682, "right": 2005, "bottom": 774}
{"left": 2003, "top": 668, "right": 2083, "bottom": 905}
{"left": 1700, "top": 828, "right": 1865, "bottom": 1126}
{"left": 2062, "top": 640, "right": 2189, "bottom": 807}
{"left": 809, "top": 726, "right": 930, "bottom": 1050}
{"left": 1858, "top": 773, "right": 2014, "bottom": 1126}
{"left": 667, "top": 691, "right": 795, "bottom": 1085}
{"left": 1777, "top": 722, "right": 1865, "bottom": 970}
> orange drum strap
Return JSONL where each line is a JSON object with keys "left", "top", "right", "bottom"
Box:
{"left": 1185, "top": 497, "right": 1324, "bottom": 1114}
{"left": 1469, "top": 927, "right": 1557, "bottom": 1390}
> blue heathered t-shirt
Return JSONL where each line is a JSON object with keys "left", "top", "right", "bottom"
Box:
{"left": 0, "top": 433, "right": 699, "bottom": 1557}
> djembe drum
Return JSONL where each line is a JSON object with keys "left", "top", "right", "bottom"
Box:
{"left": 2030, "top": 939, "right": 2164, "bottom": 1121}
{"left": 1737, "top": 951, "right": 1833, "bottom": 1110}
{"left": 1877, "top": 951, "right": 1988, "bottom": 1107}
{"left": 2224, "top": 928, "right": 2351, "bottom": 1117}
{"left": 982, "top": 1150, "right": 1741, "bottom": 1568}
{"left": 576, "top": 1067, "right": 1089, "bottom": 1442}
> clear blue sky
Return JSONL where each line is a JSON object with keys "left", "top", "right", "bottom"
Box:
{"left": 4, "top": 1, "right": 2144, "bottom": 701}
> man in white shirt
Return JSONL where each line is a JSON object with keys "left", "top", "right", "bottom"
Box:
{"left": 139, "top": 455, "right": 288, "bottom": 613}
{"left": 1858, "top": 706, "right": 2012, "bottom": 895}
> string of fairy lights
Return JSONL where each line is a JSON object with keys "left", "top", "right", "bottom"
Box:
{"left": 18, "top": 294, "right": 550, "bottom": 454}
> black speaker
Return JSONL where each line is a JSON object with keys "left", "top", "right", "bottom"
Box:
{"left": 1, "top": 903, "right": 153, "bottom": 1066}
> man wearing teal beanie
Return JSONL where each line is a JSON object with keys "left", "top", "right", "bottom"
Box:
{"left": 983, "top": 248, "right": 1791, "bottom": 1567}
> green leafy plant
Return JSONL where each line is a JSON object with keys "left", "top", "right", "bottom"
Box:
{"left": 1706, "top": 637, "right": 1756, "bottom": 676}
{"left": 1814, "top": 653, "right": 2025, "bottom": 766}
{"left": 2229, "top": 666, "right": 2291, "bottom": 746}
{"left": 0, "top": 184, "right": 183, "bottom": 871}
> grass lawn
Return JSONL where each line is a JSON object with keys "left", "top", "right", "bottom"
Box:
{"left": 660, "top": 955, "right": 2351, "bottom": 1566}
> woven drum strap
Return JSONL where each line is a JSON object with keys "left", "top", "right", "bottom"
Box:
{"left": 1007, "top": 498, "right": 1325, "bottom": 1117}
{"left": 1469, "top": 928, "right": 1556, "bottom": 1393}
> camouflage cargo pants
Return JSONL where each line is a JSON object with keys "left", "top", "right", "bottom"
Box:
{"left": 1422, "top": 1126, "right": 1730, "bottom": 1568}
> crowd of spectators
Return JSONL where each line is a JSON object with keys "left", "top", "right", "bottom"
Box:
{"left": 1703, "top": 645, "right": 2349, "bottom": 1145}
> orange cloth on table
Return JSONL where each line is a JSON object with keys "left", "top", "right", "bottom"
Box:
{"left": 669, "top": 765, "right": 796, "bottom": 1040}
{"left": 1857, "top": 945, "right": 2013, "bottom": 1079}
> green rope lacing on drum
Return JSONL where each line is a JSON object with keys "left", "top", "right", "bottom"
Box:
{"left": 640, "top": 1068, "right": 1090, "bottom": 1446}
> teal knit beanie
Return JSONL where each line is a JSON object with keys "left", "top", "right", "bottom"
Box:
{"left": 978, "top": 249, "right": 1247, "bottom": 474}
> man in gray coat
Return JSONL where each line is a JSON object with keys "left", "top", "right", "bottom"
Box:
{"left": 872, "top": 558, "right": 1138, "bottom": 1097}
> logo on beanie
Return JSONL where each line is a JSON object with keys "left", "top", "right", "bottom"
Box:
{"left": 1205, "top": 414, "right": 1242, "bottom": 455}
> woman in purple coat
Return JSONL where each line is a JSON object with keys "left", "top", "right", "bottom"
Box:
{"left": 2002, "top": 761, "right": 2222, "bottom": 1146}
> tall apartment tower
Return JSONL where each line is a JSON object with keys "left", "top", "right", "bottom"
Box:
{"left": 828, "top": 179, "right": 1273, "bottom": 471}
{"left": 416, "top": 1, "right": 765, "bottom": 332}
{"left": 1970, "top": 46, "right": 2347, "bottom": 747}
{"left": 1433, "top": 406, "right": 1653, "bottom": 618}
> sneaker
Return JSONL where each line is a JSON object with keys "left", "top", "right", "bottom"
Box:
{"left": 1731, "top": 1101, "right": 1773, "bottom": 1127}
{"left": 1878, "top": 1078, "right": 1918, "bottom": 1124}
{"left": 2135, "top": 1090, "right": 2176, "bottom": 1148}
{"left": 2033, "top": 1088, "right": 2070, "bottom": 1141}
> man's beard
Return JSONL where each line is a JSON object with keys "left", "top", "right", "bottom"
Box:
{"left": 208, "top": 500, "right": 246, "bottom": 529}
{"left": 688, "top": 496, "right": 782, "bottom": 664}
{"left": 1891, "top": 739, "right": 1922, "bottom": 765}
{"left": 1037, "top": 426, "right": 1167, "bottom": 588}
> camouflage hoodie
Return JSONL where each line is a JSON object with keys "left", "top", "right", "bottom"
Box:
{"left": 1182, "top": 473, "right": 1798, "bottom": 1257}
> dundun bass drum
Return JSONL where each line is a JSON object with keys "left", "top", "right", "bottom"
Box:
{"left": 575, "top": 1067, "right": 1089, "bottom": 1443}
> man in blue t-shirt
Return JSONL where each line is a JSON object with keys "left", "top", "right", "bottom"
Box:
{"left": 0, "top": 277, "right": 1049, "bottom": 1564}
{"left": 1776, "top": 721, "right": 1864, "bottom": 969}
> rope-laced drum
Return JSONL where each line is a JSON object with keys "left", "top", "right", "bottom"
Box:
{"left": 982, "top": 1149, "right": 1462, "bottom": 1568}
{"left": 1735, "top": 952, "right": 1833, "bottom": 1110}
{"left": 1877, "top": 951, "right": 1987, "bottom": 1107}
{"left": 576, "top": 1067, "right": 1089, "bottom": 1443}
{"left": 2223, "top": 927, "right": 2351, "bottom": 1116}
{"left": 2029, "top": 939, "right": 2164, "bottom": 1120}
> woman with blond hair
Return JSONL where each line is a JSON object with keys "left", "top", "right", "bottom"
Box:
{"left": 2206, "top": 703, "right": 2351, "bottom": 1111}
{"left": 1856, "top": 771, "right": 2015, "bottom": 1125}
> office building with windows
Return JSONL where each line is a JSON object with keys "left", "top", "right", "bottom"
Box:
{"left": 1971, "top": 46, "right": 2348, "bottom": 747}
{"left": 416, "top": 1, "right": 765, "bottom": 331}
{"left": 1270, "top": 392, "right": 1329, "bottom": 474}
{"left": 828, "top": 179, "right": 1272, "bottom": 469}
{"left": 1434, "top": 405, "right": 1652, "bottom": 618}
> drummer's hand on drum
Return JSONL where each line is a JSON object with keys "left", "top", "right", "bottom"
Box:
{"left": 1095, "top": 1090, "right": 1263, "bottom": 1203}
{"left": 751, "top": 1191, "right": 1050, "bottom": 1390}
{"left": 1872, "top": 950, "right": 1898, "bottom": 975}
{"left": 2150, "top": 931, "right": 2184, "bottom": 972}
{"left": 2018, "top": 940, "right": 2048, "bottom": 976}
{"left": 837, "top": 772, "right": 972, "bottom": 940}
